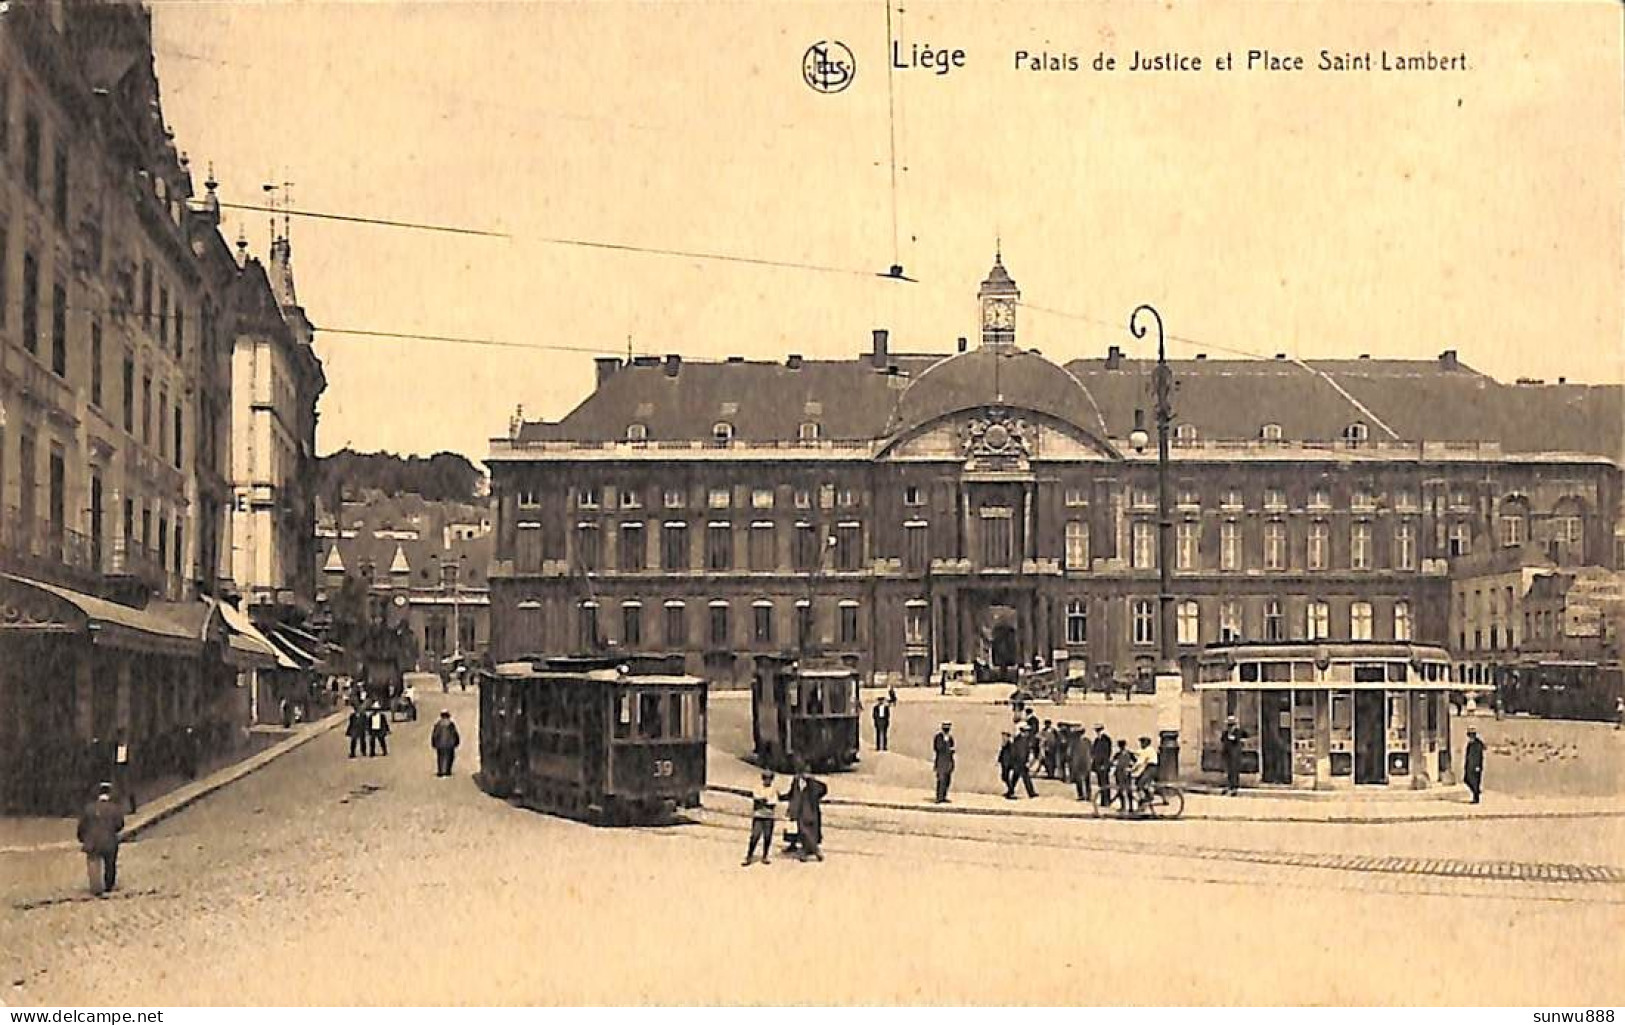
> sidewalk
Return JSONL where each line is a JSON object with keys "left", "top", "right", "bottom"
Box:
{"left": 0, "top": 710, "right": 349, "bottom": 855}
{"left": 704, "top": 744, "right": 1625, "bottom": 824}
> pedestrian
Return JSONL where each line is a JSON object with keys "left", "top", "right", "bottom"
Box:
{"left": 1054, "top": 724, "right": 1072, "bottom": 782}
{"left": 886, "top": 682, "right": 898, "bottom": 707}
{"left": 1614, "top": 695, "right": 1623, "bottom": 730}
{"left": 1005, "top": 725, "right": 1038, "bottom": 799}
{"left": 1220, "top": 715, "right": 1248, "bottom": 796}
{"left": 792, "top": 764, "right": 827, "bottom": 862}
{"left": 368, "top": 702, "right": 391, "bottom": 757}
{"left": 113, "top": 730, "right": 136, "bottom": 813}
{"left": 1111, "top": 739, "right": 1135, "bottom": 813}
{"left": 431, "top": 710, "right": 461, "bottom": 777}
{"left": 1463, "top": 726, "right": 1485, "bottom": 804}
{"left": 346, "top": 704, "right": 369, "bottom": 759}
{"left": 997, "top": 731, "right": 1016, "bottom": 795}
{"left": 1069, "top": 726, "right": 1092, "bottom": 801}
{"left": 180, "top": 725, "right": 199, "bottom": 780}
{"left": 1024, "top": 710, "right": 1041, "bottom": 769}
{"left": 76, "top": 782, "right": 125, "bottom": 897}
{"left": 280, "top": 696, "right": 295, "bottom": 729}
{"left": 873, "top": 696, "right": 891, "bottom": 751}
{"left": 1090, "top": 724, "right": 1114, "bottom": 807}
{"left": 932, "top": 721, "right": 955, "bottom": 803}
{"left": 743, "top": 770, "right": 778, "bottom": 866}
{"left": 1040, "top": 719, "right": 1059, "bottom": 779}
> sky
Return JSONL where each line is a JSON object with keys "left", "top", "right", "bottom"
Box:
{"left": 147, "top": 0, "right": 1625, "bottom": 462}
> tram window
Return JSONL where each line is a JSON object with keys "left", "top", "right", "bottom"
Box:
{"left": 1262, "top": 662, "right": 1291, "bottom": 683}
{"left": 639, "top": 692, "right": 666, "bottom": 739}
{"left": 828, "top": 679, "right": 847, "bottom": 714}
{"left": 1387, "top": 662, "right": 1408, "bottom": 682}
{"left": 1426, "top": 694, "right": 1438, "bottom": 732}
{"left": 668, "top": 692, "right": 684, "bottom": 738}
{"left": 806, "top": 684, "right": 825, "bottom": 715}
{"left": 615, "top": 692, "right": 633, "bottom": 739}
{"left": 1240, "top": 663, "right": 1260, "bottom": 683}
{"left": 1331, "top": 692, "right": 1353, "bottom": 731}
{"left": 786, "top": 683, "right": 799, "bottom": 709}
{"left": 1353, "top": 664, "right": 1386, "bottom": 683}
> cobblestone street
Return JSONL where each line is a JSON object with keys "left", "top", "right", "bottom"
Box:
{"left": 3, "top": 691, "right": 1622, "bottom": 1005}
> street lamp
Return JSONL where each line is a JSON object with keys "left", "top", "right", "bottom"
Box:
{"left": 1129, "top": 303, "right": 1182, "bottom": 779}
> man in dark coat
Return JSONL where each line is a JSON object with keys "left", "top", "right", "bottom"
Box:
{"left": 367, "top": 702, "right": 391, "bottom": 757}
{"left": 1463, "top": 727, "right": 1486, "bottom": 803}
{"left": 1069, "top": 727, "right": 1092, "bottom": 801}
{"left": 1005, "top": 725, "right": 1038, "bottom": 799}
{"left": 76, "top": 782, "right": 125, "bottom": 896}
{"left": 1220, "top": 715, "right": 1248, "bottom": 795}
{"left": 346, "top": 705, "right": 369, "bottom": 759}
{"left": 792, "top": 766, "right": 828, "bottom": 862}
{"left": 872, "top": 697, "right": 891, "bottom": 751}
{"left": 431, "top": 710, "right": 461, "bottom": 777}
{"left": 1090, "top": 724, "right": 1114, "bottom": 807}
{"left": 1040, "top": 720, "right": 1059, "bottom": 779}
{"left": 932, "top": 722, "right": 955, "bottom": 803}
{"left": 996, "top": 732, "right": 1015, "bottom": 795}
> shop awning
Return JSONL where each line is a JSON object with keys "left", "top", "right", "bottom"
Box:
{"left": 218, "top": 600, "right": 290, "bottom": 670}
{"left": 264, "top": 625, "right": 320, "bottom": 670}
{"left": 0, "top": 573, "right": 206, "bottom": 658}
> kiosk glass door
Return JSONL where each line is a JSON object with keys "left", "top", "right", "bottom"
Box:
{"left": 1353, "top": 690, "right": 1387, "bottom": 784}
{"left": 1260, "top": 691, "right": 1293, "bottom": 784}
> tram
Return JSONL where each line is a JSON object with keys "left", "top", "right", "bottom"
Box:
{"left": 751, "top": 654, "right": 862, "bottom": 773}
{"left": 1499, "top": 659, "right": 1623, "bottom": 721}
{"left": 476, "top": 654, "right": 708, "bottom": 825}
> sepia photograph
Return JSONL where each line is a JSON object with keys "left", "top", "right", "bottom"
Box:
{"left": 0, "top": 0, "right": 1621, "bottom": 1011}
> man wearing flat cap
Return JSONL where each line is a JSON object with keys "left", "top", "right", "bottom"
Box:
{"left": 932, "top": 721, "right": 956, "bottom": 803}
{"left": 1220, "top": 714, "right": 1248, "bottom": 796}
{"left": 431, "top": 709, "right": 461, "bottom": 778}
{"left": 76, "top": 782, "right": 125, "bottom": 897}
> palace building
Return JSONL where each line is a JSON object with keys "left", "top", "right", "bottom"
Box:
{"left": 486, "top": 254, "right": 1621, "bottom": 690}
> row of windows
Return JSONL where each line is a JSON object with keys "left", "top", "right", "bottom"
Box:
{"left": 525, "top": 599, "right": 866, "bottom": 651}
{"left": 533, "top": 521, "right": 866, "bottom": 573}
{"left": 518, "top": 484, "right": 874, "bottom": 512}
{"left": 618, "top": 420, "right": 1376, "bottom": 447}
{"left": 1125, "top": 598, "right": 1414, "bottom": 646}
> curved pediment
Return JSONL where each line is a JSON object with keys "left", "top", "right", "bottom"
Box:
{"left": 878, "top": 407, "right": 1123, "bottom": 464}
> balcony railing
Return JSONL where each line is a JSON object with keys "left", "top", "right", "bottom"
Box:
{"left": 0, "top": 507, "right": 102, "bottom": 587}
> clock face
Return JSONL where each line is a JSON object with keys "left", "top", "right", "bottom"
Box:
{"left": 984, "top": 299, "right": 1014, "bottom": 330}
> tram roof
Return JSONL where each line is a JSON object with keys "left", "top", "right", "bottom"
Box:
{"left": 1198, "top": 642, "right": 1452, "bottom": 663}
{"left": 491, "top": 662, "right": 706, "bottom": 686}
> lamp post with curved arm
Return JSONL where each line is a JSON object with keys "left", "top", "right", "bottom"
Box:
{"left": 1127, "top": 303, "right": 1181, "bottom": 779}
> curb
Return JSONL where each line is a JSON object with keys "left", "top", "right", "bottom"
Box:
{"left": 0, "top": 711, "right": 349, "bottom": 856}
{"left": 703, "top": 784, "right": 1625, "bottom": 826}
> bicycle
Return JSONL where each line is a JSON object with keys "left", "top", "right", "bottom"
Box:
{"left": 1135, "top": 780, "right": 1185, "bottom": 819}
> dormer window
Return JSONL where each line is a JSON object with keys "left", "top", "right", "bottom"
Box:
{"left": 1174, "top": 423, "right": 1198, "bottom": 445}
{"left": 1260, "top": 423, "right": 1283, "bottom": 442}
{"left": 1343, "top": 421, "right": 1369, "bottom": 446}
{"left": 626, "top": 423, "right": 648, "bottom": 442}
{"left": 712, "top": 422, "right": 734, "bottom": 443}
{"left": 798, "top": 422, "right": 821, "bottom": 442}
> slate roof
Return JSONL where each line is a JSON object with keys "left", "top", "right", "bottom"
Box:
{"left": 515, "top": 348, "right": 1622, "bottom": 460}
{"left": 316, "top": 492, "right": 494, "bottom": 591}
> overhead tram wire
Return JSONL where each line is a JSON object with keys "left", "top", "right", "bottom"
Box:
{"left": 1015, "top": 299, "right": 1280, "bottom": 363}
{"left": 316, "top": 327, "right": 656, "bottom": 358}
{"left": 217, "top": 202, "right": 509, "bottom": 240}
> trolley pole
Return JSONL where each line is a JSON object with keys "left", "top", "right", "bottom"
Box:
{"left": 1129, "top": 304, "right": 1182, "bottom": 780}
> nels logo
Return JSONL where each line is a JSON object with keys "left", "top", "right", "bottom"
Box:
{"left": 803, "top": 40, "right": 856, "bottom": 94}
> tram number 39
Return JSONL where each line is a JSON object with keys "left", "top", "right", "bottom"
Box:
{"left": 652, "top": 759, "right": 674, "bottom": 778}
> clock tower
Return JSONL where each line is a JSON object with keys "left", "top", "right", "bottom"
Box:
{"left": 978, "top": 248, "right": 1020, "bottom": 348}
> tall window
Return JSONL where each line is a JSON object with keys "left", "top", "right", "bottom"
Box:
{"left": 1264, "top": 522, "right": 1287, "bottom": 570}
{"left": 835, "top": 522, "right": 862, "bottom": 571}
{"left": 1177, "top": 600, "right": 1200, "bottom": 645}
{"left": 1176, "top": 521, "right": 1199, "bottom": 570}
{"left": 172, "top": 405, "right": 182, "bottom": 468}
{"left": 1219, "top": 600, "right": 1242, "bottom": 643}
{"left": 576, "top": 523, "right": 601, "bottom": 570}
{"left": 904, "top": 522, "right": 929, "bottom": 573}
{"left": 1307, "top": 600, "right": 1330, "bottom": 641}
{"left": 89, "top": 472, "right": 104, "bottom": 569}
{"left": 664, "top": 602, "right": 686, "bottom": 647}
{"left": 706, "top": 522, "right": 733, "bottom": 570}
{"left": 982, "top": 509, "right": 1013, "bottom": 568}
{"left": 708, "top": 602, "right": 730, "bottom": 647}
{"left": 174, "top": 306, "right": 184, "bottom": 359}
{"left": 90, "top": 322, "right": 103, "bottom": 407}
{"left": 661, "top": 522, "right": 688, "bottom": 571}
{"left": 50, "top": 282, "right": 66, "bottom": 376}
{"left": 753, "top": 603, "right": 775, "bottom": 645}
{"left": 1394, "top": 600, "right": 1413, "bottom": 642}
{"left": 1499, "top": 514, "right": 1525, "bottom": 548}
{"left": 578, "top": 603, "right": 600, "bottom": 650}
{"left": 619, "top": 522, "right": 645, "bottom": 571}
{"left": 1064, "top": 520, "right": 1089, "bottom": 570}
{"left": 1220, "top": 521, "right": 1241, "bottom": 571}
{"left": 905, "top": 603, "right": 928, "bottom": 646}
{"left": 21, "top": 252, "right": 38, "bottom": 353}
{"left": 1448, "top": 521, "right": 1471, "bottom": 558}
{"left": 1065, "top": 600, "right": 1087, "bottom": 645}
{"left": 141, "top": 373, "right": 151, "bottom": 444}
{"left": 621, "top": 602, "right": 642, "bottom": 647}
{"left": 1351, "top": 522, "right": 1372, "bottom": 570}
{"left": 0, "top": 224, "right": 7, "bottom": 329}
{"left": 796, "top": 602, "right": 815, "bottom": 649}
{"left": 1308, "top": 521, "right": 1329, "bottom": 570}
{"left": 1350, "top": 601, "right": 1373, "bottom": 641}
{"left": 838, "top": 603, "right": 860, "bottom": 645}
{"left": 22, "top": 112, "right": 40, "bottom": 196}
{"left": 53, "top": 143, "right": 68, "bottom": 228}
{"left": 1131, "top": 520, "right": 1155, "bottom": 569}
{"left": 793, "top": 523, "right": 820, "bottom": 571}
{"left": 1264, "top": 599, "right": 1284, "bottom": 641}
{"left": 749, "top": 522, "right": 776, "bottom": 570}
{"left": 1131, "top": 599, "right": 1155, "bottom": 646}
{"left": 1394, "top": 520, "right": 1416, "bottom": 571}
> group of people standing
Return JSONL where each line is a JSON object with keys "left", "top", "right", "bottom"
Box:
{"left": 744, "top": 763, "right": 828, "bottom": 866}
{"left": 992, "top": 706, "right": 1160, "bottom": 811}
{"left": 345, "top": 703, "right": 393, "bottom": 758}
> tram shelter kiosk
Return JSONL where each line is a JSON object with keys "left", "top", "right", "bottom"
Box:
{"left": 1195, "top": 643, "right": 1489, "bottom": 792}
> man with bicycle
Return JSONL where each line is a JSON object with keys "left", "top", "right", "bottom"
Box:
{"left": 1129, "top": 735, "right": 1159, "bottom": 813}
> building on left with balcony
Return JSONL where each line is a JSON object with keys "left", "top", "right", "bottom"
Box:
{"left": 0, "top": 1, "right": 319, "bottom": 812}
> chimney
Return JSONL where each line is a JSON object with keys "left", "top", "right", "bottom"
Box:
{"left": 1105, "top": 345, "right": 1123, "bottom": 370}
{"left": 1358, "top": 353, "right": 1370, "bottom": 360}
{"left": 1438, "top": 349, "right": 1459, "bottom": 369}
{"left": 664, "top": 354, "right": 681, "bottom": 377}
{"left": 1274, "top": 353, "right": 1286, "bottom": 360}
{"left": 786, "top": 354, "right": 803, "bottom": 370}
{"left": 1194, "top": 353, "right": 1207, "bottom": 361}
{"left": 957, "top": 336, "right": 968, "bottom": 353}
{"left": 871, "top": 328, "right": 889, "bottom": 368}
{"left": 594, "top": 356, "right": 622, "bottom": 388}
